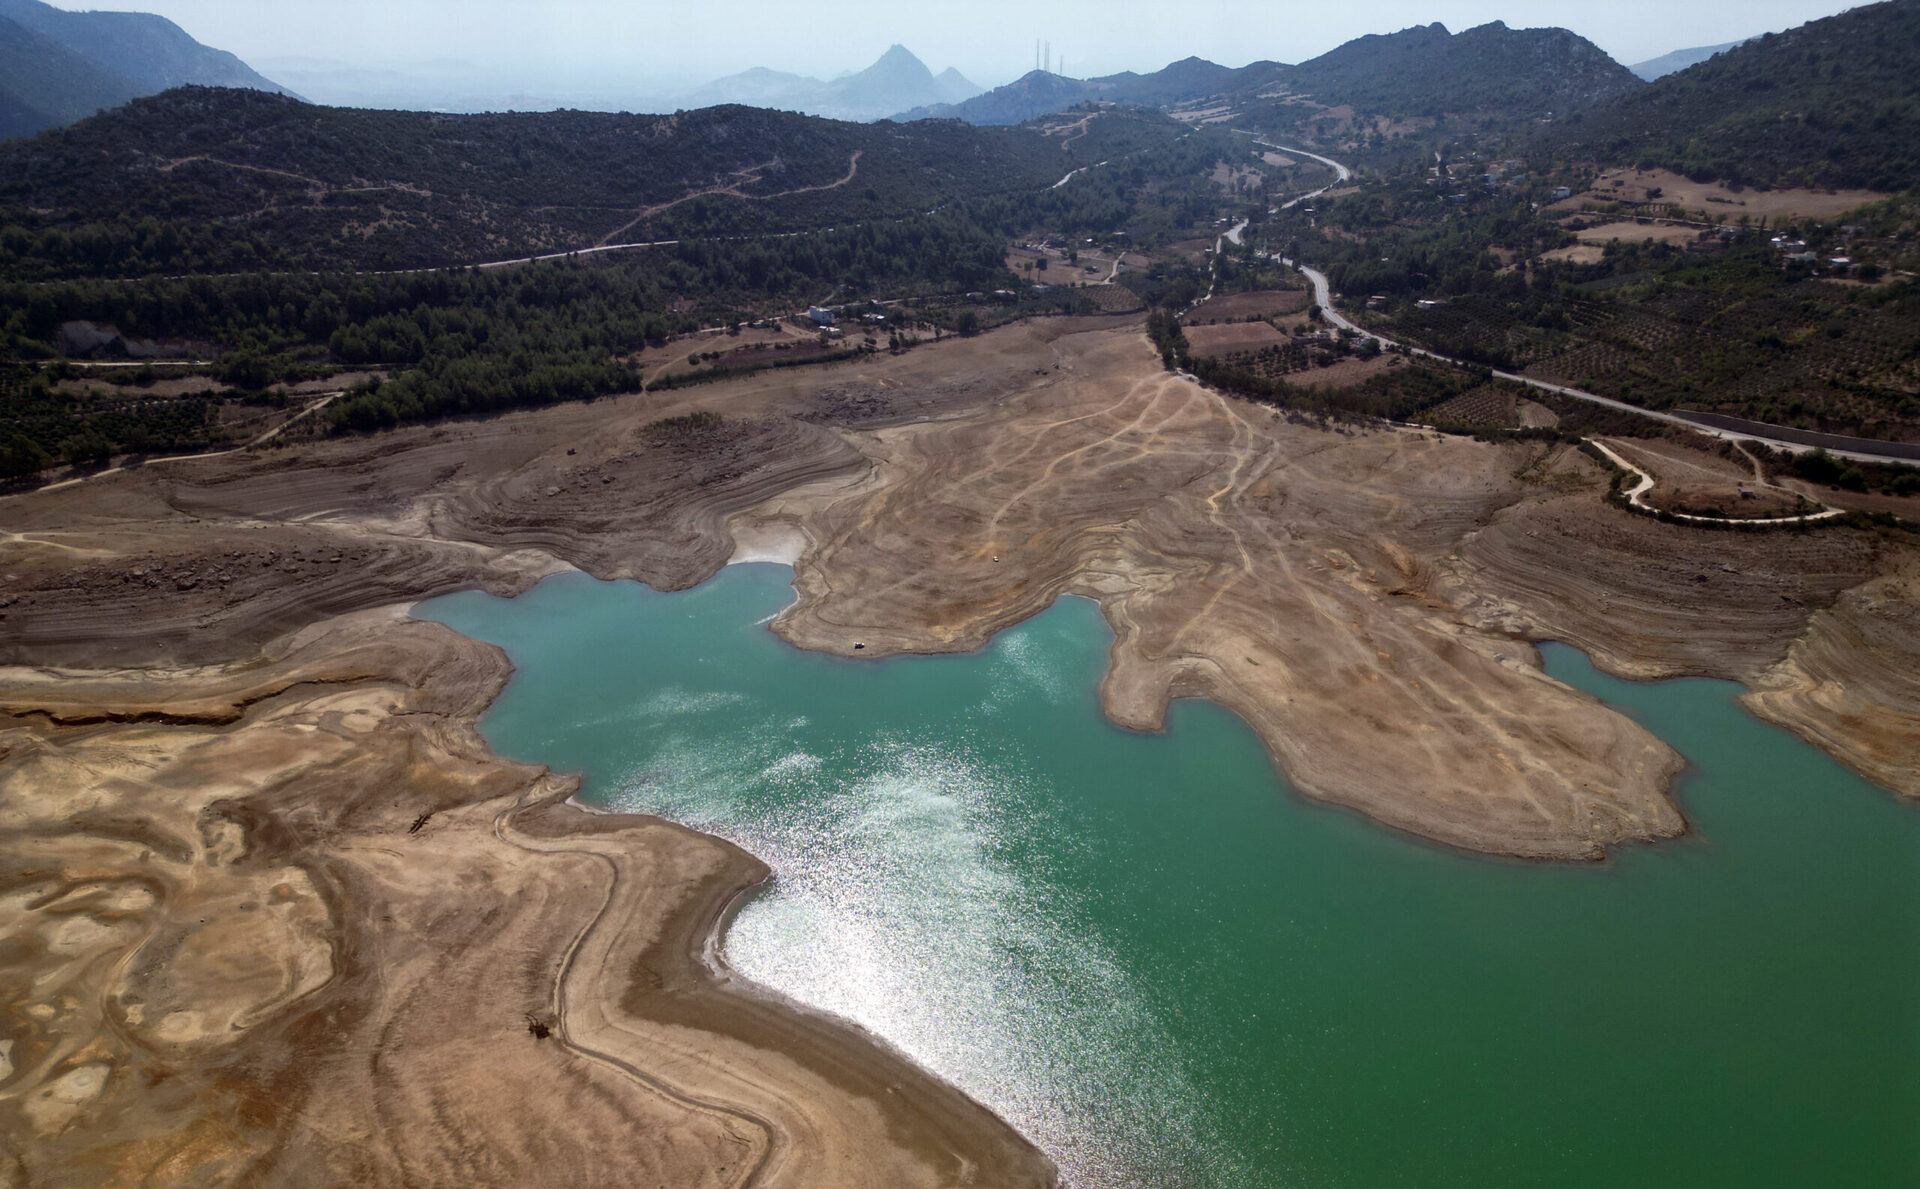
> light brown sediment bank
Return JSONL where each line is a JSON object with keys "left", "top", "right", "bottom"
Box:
{"left": 3, "top": 315, "right": 1916, "bottom": 1180}
{"left": 0, "top": 609, "right": 1055, "bottom": 1185}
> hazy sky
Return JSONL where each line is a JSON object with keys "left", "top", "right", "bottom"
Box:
{"left": 120, "top": 0, "right": 1866, "bottom": 90}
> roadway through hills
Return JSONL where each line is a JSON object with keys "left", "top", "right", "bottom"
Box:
{"left": 1292, "top": 255, "right": 1919, "bottom": 467}
{"left": 1265, "top": 147, "right": 1916, "bottom": 468}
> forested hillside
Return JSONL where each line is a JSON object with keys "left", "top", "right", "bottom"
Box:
{"left": 1097, "top": 57, "right": 1270, "bottom": 107}
{"left": 904, "top": 71, "right": 1099, "bottom": 126}
{"left": 0, "top": 99, "right": 1238, "bottom": 465}
{"left": 0, "top": 88, "right": 1181, "bottom": 277}
{"left": 1280, "top": 21, "right": 1640, "bottom": 116}
{"left": 1549, "top": 0, "right": 1920, "bottom": 190}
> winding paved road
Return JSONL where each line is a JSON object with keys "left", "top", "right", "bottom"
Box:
{"left": 1231, "top": 133, "right": 1352, "bottom": 210}
{"left": 1290, "top": 257, "right": 1915, "bottom": 467}
{"left": 1265, "top": 154, "right": 1917, "bottom": 471}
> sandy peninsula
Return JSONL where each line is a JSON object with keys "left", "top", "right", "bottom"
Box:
{"left": 3, "top": 316, "right": 1916, "bottom": 1182}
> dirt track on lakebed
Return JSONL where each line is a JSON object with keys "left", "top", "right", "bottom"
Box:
{"left": 3, "top": 316, "right": 1916, "bottom": 1184}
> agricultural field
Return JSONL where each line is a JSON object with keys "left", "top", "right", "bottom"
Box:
{"left": 1285, "top": 353, "right": 1400, "bottom": 390}
{"left": 1385, "top": 261, "right": 1920, "bottom": 441}
{"left": 1550, "top": 169, "right": 1889, "bottom": 223}
{"left": 1540, "top": 244, "right": 1607, "bottom": 265}
{"left": 1169, "top": 100, "right": 1235, "bottom": 125}
{"left": 1186, "top": 289, "right": 1311, "bottom": 323}
{"left": 1183, "top": 322, "right": 1290, "bottom": 357}
{"left": 1077, "top": 284, "right": 1148, "bottom": 312}
{"left": 1561, "top": 220, "right": 1707, "bottom": 248}
{"left": 1195, "top": 330, "right": 1370, "bottom": 381}
{"left": 1165, "top": 238, "right": 1218, "bottom": 262}
{"left": 1418, "top": 386, "right": 1561, "bottom": 430}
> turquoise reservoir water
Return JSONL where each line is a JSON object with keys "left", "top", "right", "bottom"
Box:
{"left": 416, "top": 565, "right": 1919, "bottom": 1187}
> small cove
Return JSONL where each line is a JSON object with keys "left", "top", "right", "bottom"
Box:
{"left": 416, "top": 564, "right": 1920, "bottom": 1187}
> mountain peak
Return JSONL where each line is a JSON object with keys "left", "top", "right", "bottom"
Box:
{"left": 679, "top": 43, "right": 966, "bottom": 122}
{"left": 862, "top": 44, "right": 933, "bottom": 79}
{"left": 821, "top": 43, "right": 938, "bottom": 117}
{"left": 932, "top": 65, "right": 982, "bottom": 105}
{"left": 1291, "top": 18, "right": 1637, "bottom": 116}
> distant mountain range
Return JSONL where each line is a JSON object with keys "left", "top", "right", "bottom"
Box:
{"left": 898, "top": 21, "right": 1639, "bottom": 125}
{"left": 0, "top": 0, "right": 291, "bottom": 139}
{"left": 893, "top": 57, "right": 1262, "bottom": 126}
{"left": 7, "top": 1, "right": 1911, "bottom": 197}
{"left": 676, "top": 45, "right": 979, "bottom": 121}
{"left": 1627, "top": 39, "right": 1753, "bottom": 81}
{"left": 260, "top": 43, "right": 978, "bottom": 122}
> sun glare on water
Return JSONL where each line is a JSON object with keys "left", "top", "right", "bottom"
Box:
{"left": 600, "top": 660, "right": 1244, "bottom": 1187}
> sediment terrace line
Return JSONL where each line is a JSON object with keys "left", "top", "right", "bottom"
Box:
{"left": 490, "top": 789, "right": 782, "bottom": 1185}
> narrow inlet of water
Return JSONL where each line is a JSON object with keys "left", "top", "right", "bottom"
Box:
{"left": 416, "top": 564, "right": 1920, "bottom": 1188}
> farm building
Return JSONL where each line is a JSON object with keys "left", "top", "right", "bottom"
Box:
{"left": 808, "top": 305, "right": 837, "bottom": 326}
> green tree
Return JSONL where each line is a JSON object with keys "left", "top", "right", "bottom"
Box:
{"left": 0, "top": 433, "right": 52, "bottom": 479}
